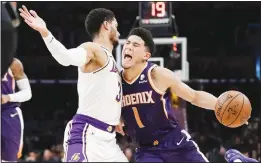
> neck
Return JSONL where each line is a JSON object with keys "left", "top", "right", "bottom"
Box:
{"left": 93, "top": 33, "right": 113, "bottom": 52}
{"left": 123, "top": 62, "right": 147, "bottom": 82}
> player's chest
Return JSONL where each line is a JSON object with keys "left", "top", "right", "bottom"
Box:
{"left": 121, "top": 100, "right": 163, "bottom": 128}
{"left": 106, "top": 58, "right": 121, "bottom": 78}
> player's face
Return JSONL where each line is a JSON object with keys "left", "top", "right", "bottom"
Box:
{"left": 122, "top": 35, "right": 150, "bottom": 69}
{"left": 109, "top": 18, "right": 120, "bottom": 47}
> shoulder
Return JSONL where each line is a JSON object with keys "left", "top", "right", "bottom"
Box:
{"left": 79, "top": 42, "right": 106, "bottom": 59}
{"left": 150, "top": 66, "right": 173, "bottom": 80}
{"left": 10, "top": 58, "right": 24, "bottom": 71}
{"left": 79, "top": 42, "right": 102, "bottom": 51}
{"left": 10, "top": 58, "right": 27, "bottom": 80}
{"left": 150, "top": 65, "right": 180, "bottom": 89}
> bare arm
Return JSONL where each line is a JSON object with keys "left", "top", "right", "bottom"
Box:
{"left": 152, "top": 66, "right": 217, "bottom": 110}
{"left": 7, "top": 58, "right": 32, "bottom": 102}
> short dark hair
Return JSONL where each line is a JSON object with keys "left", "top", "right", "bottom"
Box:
{"left": 128, "top": 27, "right": 155, "bottom": 55}
{"left": 85, "top": 8, "right": 115, "bottom": 39}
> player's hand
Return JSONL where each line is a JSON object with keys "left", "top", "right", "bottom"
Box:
{"left": 19, "top": 5, "right": 48, "bottom": 35}
{"left": 1, "top": 95, "right": 10, "bottom": 104}
{"left": 115, "top": 124, "right": 125, "bottom": 136}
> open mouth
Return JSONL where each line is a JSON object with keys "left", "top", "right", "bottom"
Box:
{"left": 124, "top": 54, "right": 132, "bottom": 61}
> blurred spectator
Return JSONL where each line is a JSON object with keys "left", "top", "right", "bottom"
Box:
{"left": 24, "top": 150, "right": 41, "bottom": 162}
{"left": 42, "top": 149, "right": 56, "bottom": 162}
{"left": 205, "top": 144, "right": 227, "bottom": 162}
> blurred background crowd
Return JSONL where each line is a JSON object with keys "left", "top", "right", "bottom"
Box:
{"left": 4, "top": 1, "right": 261, "bottom": 162}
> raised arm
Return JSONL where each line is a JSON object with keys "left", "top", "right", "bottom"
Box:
{"left": 152, "top": 66, "right": 217, "bottom": 110}
{"left": 19, "top": 5, "right": 101, "bottom": 67}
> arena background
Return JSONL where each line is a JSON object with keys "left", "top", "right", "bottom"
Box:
{"left": 5, "top": 1, "right": 261, "bottom": 162}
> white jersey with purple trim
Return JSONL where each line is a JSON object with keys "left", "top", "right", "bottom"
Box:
{"left": 76, "top": 46, "right": 122, "bottom": 125}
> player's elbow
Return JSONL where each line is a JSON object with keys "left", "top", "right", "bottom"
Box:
{"left": 23, "top": 88, "right": 32, "bottom": 101}
{"left": 27, "top": 89, "right": 32, "bottom": 101}
{"left": 52, "top": 55, "right": 71, "bottom": 66}
{"left": 57, "top": 60, "right": 70, "bottom": 66}
{"left": 23, "top": 80, "right": 32, "bottom": 101}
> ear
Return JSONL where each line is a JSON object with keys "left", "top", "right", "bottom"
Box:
{"left": 143, "top": 52, "right": 151, "bottom": 61}
{"left": 102, "top": 21, "right": 110, "bottom": 30}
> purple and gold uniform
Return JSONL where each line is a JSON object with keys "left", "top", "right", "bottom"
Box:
{"left": 1, "top": 69, "right": 24, "bottom": 161}
{"left": 121, "top": 62, "right": 208, "bottom": 162}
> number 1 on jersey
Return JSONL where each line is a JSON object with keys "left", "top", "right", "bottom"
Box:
{"left": 132, "top": 107, "right": 145, "bottom": 128}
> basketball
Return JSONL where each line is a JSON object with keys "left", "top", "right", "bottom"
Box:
{"left": 214, "top": 91, "right": 252, "bottom": 128}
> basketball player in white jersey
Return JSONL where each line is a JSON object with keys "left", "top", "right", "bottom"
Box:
{"left": 19, "top": 6, "right": 128, "bottom": 162}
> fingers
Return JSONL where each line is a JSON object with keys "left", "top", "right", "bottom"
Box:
{"left": 117, "top": 128, "right": 125, "bottom": 136}
{"left": 19, "top": 5, "right": 39, "bottom": 25}
{"left": 19, "top": 7, "right": 35, "bottom": 25}
{"left": 19, "top": 8, "right": 28, "bottom": 18}
{"left": 20, "top": 12, "right": 32, "bottom": 23}
{"left": 19, "top": 7, "right": 32, "bottom": 22}
{"left": 115, "top": 125, "right": 125, "bottom": 136}
{"left": 22, "top": 5, "right": 31, "bottom": 17}
{"left": 30, "top": 10, "right": 38, "bottom": 18}
{"left": 117, "top": 130, "right": 125, "bottom": 136}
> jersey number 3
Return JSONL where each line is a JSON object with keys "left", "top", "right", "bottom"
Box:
{"left": 115, "top": 82, "right": 122, "bottom": 102}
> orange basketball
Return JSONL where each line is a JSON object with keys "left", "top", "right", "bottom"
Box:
{"left": 214, "top": 90, "right": 252, "bottom": 128}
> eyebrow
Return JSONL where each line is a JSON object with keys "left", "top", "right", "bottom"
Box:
{"left": 126, "top": 40, "right": 141, "bottom": 45}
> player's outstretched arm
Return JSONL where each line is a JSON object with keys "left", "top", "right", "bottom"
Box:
{"left": 19, "top": 5, "right": 95, "bottom": 67}
{"left": 1, "top": 58, "right": 32, "bottom": 104}
{"left": 152, "top": 66, "right": 217, "bottom": 110}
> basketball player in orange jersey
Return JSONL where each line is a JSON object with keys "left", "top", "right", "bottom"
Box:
{"left": 1, "top": 58, "right": 32, "bottom": 161}
{"left": 119, "top": 27, "right": 220, "bottom": 162}
{"left": 19, "top": 5, "right": 128, "bottom": 162}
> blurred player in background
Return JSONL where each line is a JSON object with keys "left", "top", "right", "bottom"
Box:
{"left": 119, "top": 27, "right": 219, "bottom": 162}
{"left": 1, "top": 58, "right": 32, "bottom": 161}
{"left": 1, "top": 2, "right": 20, "bottom": 78}
{"left": 19, "top": 6, "right": 128, "bottom": 162}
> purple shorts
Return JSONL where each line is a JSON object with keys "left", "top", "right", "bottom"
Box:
{"left": 135, "top": 129, "right": 209, "bottom": 162}
{"left": 1, "top": 107, "right": 24, "bottom": 161}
